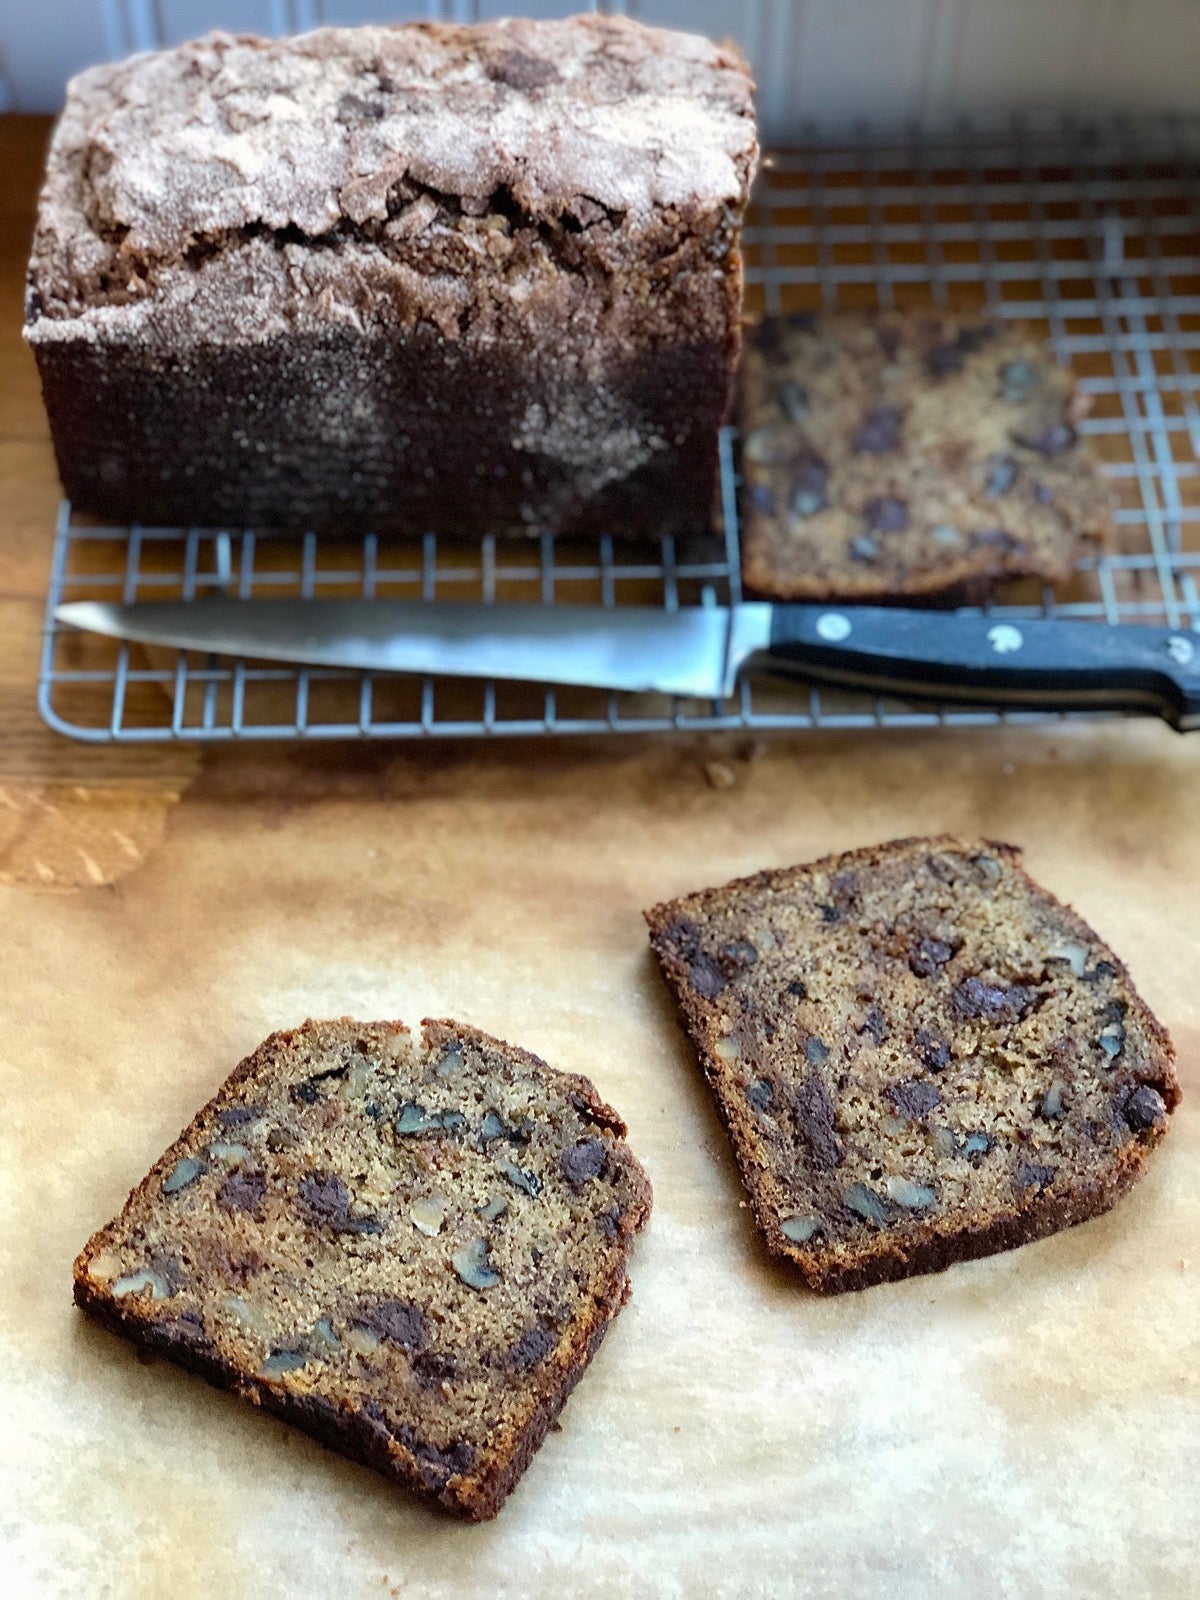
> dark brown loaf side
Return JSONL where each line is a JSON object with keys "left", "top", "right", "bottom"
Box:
{"left": 26, "top": 17, "right": 757, "bottom": 538}
{"left": 739, "top": 313, "right": 1113, "bottom": 602}
{"left": 646, "top": 836, "right": 1177, "bottom": 1293}
{"left": 73, "top": 1018, "right": 652, "bottom": 1519}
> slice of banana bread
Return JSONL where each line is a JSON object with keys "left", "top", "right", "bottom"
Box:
{"left": 646, "top": 837, "right": 1177, "bottom": 1293}
{"left": 73, "top": 1018, "right": 652, "bottom": 1519}
{"left": 739, "top": 313, "right": 1113, "bottom": 603}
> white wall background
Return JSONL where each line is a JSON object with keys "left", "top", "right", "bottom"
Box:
{"left": 1, "top": 0, "right": 1197, "bottom": 132}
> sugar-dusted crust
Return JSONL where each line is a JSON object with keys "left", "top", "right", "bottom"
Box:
{"left": 739, "top": 314, "right": 1114, "bottom": 602}
{"left": 26, "top": 17, "right": 758, "bottom": 536}
{"left": 647, "top": 836, "right": 1178, "bottom": 1293}
{"left": 73, "top": 1018, "right": 652, "bottom": 1519}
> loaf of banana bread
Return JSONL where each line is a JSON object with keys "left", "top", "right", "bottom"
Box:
{"left": 25, "top": 17, "right": 757, "bottom": 538}
{"left": 73, "top": 1018, "right": 652, "bottom": 1519}
{"left": 647, "top": 837, "right": 1177, "bottom": 1292}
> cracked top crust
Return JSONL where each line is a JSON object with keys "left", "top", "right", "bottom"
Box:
{"left": 26, "top": 16, "right": 756, "bottom": 344}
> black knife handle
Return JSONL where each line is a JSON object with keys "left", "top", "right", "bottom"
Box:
{"left": 762, "top": 606, "right": 1200, "bottom": 730}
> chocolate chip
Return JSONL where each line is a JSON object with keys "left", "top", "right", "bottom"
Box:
{"left": 859, "top": 1006, "right": 888, "bottom": 1044}
{"left": 952, "top": 975, "right": 1034, "bottom": 1022}
{"left": 984, "top": 453, "right": 1020, "bottom": 496}
{"left": 915, "top": 1027, "right": 951, "bottom": 1071}
{"left": 510, "top": 1324, "right": 555, "bottom": 1371}
{"left": 217, "top": 1169, "right": 266, "bottom": 1216}
{"left": 688, "top": 954, "right": 726, "bottom": 998}
{"left": 404, "top": 1433, "right": 475, "bottom": 1492}
{"left": 787, "top": 979, "right": 808, "bottom": 998}
{"left": 412, "top": 1350, "right": 460, "bottom": 1387}
{"left": 887, "top": 1078, "right": 941, "bottom": 1121}
{"left": 1015, "top": 1161, "right": 1057, "bottom": 1192}
{"left": 161, "top": 1309, "right": 209, "bottom": 1351}
{"left": 1014, "top": 423, "right": 1076, "bottom": 457}
{"left": 341, "top": 1214, "right": 384, "bottom": 1236}
{"left": 351, "top": 1299, "right": 426, "bottom": 1350}
{"left": 779, "top": 380, "right": 809, "bottom": 421}
{"left": 1083, "top": 960, "right": 1118, "bottom": 985}
{"left": 561, "top": 1139, "right": 606, "bottom": 1186}
{"left": 216, "top": 1106, "right": 260, "bottom": 1127}
{"left": 790, "top": 1071, "right": 842, "bottom": 1171}
{"left": 909, "top": 936, "right": 954, "bottom": 978}
{"left": 296, "top": 1171, "right": 379, "bottom": 1234}
{"left": 830, "top": 870, "right": 860, "bottom": 909}
{"left": 753, "top": 320, "right": 784, "bottom": 355}
{"left": 853, "top": 405, "right": 902, "bottom": 454}
{"left": 962, "top": 1131, "right": 993, "bottom": 1158}
{"left": 336, "top": 93, "right": 385, "bottom": 122}
{"left": 969, "top": 528, "right": 1022, "bottom": 554}
{"left": 926, "top": 342, "right": 966, "bottom": 377}
{"left": 789, "top": 459, "right": 830, "bottom": 518}
{"left": 747, "top": 1078, "right": 775, "bottom": 1111}
{"left": 292, "top": 1081, "right": 320, "bottom": 1106}
{"left": 297, "top": 1171, "right": 351, "bottom": 1225}
{"left": 850, "top": 535, "right": 880, "bottom": 563}
{"left": 864, "top": 495, "right": 909, "bottom": 533}
{"left": 925, "top": 324, "right": 992, "bottom": 377}
{"left": 806, "top": 1037, "right": 831, "bottom": 1066}
{"left": 1123, "top": 1085, "right": 1167, "bottom": 1132}
{"left": 366, "top": 1410, "right": 475, "bottom": 1491}
{"left": 487, "top": 50, "right": 558, "bottom": 90}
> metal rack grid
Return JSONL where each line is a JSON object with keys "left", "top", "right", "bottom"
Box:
{"left": 40, "top": 117, "right": 1200, "bottom": 743}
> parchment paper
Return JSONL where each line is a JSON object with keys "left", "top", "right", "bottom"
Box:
{"left": 2, "top": 724, "right": 1197, "bottom": 1599}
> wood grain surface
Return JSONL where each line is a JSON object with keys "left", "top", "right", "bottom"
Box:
{"left": 1, "top": 115, "right": 1196, "bottom": 1599}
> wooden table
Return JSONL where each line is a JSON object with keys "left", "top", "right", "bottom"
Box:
{"left": 3, "top": 116, "right": 1197, "bottom": 1598}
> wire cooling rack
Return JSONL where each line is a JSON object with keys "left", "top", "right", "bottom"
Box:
{"left": 40, "top": 118, "right": 1200, "bottom": 743}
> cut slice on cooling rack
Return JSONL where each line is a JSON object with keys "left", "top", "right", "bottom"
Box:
{"left": 738, "top": 313, "right": 1114, "bottom": 604}
{"left": 73, "top": 1018, "right": 651, "bottom": 1519}
{"left": 646, "top": 836, "right": 1178, "bottom": 1293}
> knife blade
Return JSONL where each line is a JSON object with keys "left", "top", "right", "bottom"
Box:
{"left": 53, "top": 598, "right": 1200, "bottom": 729}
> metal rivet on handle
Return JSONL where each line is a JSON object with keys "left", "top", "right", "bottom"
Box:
{"left": 987, "top": 624, "right": 1024, "bottom": 655}
{"left": 816, "top": 612, "right": 852, "bottom": 643}
{"left": 1166, "top": 635, "right": 1195, "bottom": 666}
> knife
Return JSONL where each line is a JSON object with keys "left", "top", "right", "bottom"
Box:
{"left": 53, "top": 598, "right": 1200, "bottom": 729}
